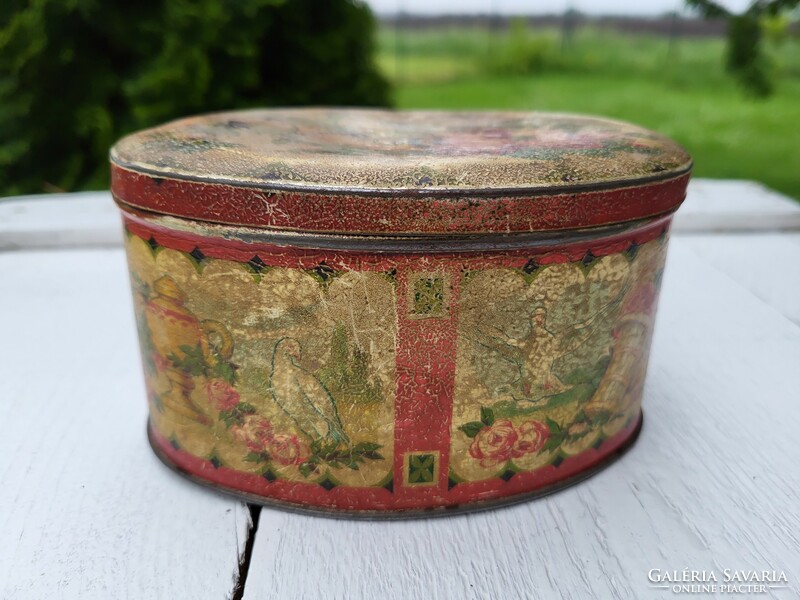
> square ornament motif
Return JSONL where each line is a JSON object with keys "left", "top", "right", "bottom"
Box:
{"left": 404, "top": 451, "right": 439, "bottom": 486}
{"left": 408, "top": 272, "right": 450, "bottom": 319}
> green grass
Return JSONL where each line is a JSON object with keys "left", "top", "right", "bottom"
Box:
{"left": 378, "top": 26, "right": 800, "bottom": 199}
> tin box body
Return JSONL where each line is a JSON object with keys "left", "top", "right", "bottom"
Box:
{"left": 110, "top": 109, "right": 691, "bottom": 517}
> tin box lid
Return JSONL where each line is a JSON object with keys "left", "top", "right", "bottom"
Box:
{"left": 110, "top": 108, "right": 692, "bottom": 235}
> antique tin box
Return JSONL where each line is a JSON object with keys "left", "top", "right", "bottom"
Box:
{"left": 111, "top": 109, "right": 691, "bottom": 517}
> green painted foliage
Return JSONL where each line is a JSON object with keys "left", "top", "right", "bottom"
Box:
{"left": 318, "top": 324, "right": 384, "bottom": 405}
{"left": 0, "top": 0, "right": 391, "bottom": 195}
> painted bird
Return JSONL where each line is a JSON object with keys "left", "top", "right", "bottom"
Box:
{"left": 269, "top": 337, "right": 349, "bottom": 445}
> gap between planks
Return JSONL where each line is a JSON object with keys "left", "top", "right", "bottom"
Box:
{"left": 232, "top": 505, "right": 261, "bottom": 600}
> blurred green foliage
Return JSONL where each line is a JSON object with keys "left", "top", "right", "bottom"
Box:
{"left": 761, "top": 11, "right": 793, "bottom": 45}
{"left": 686, "top": 0, "right": 800, "bottom": 97}
{"left": 485, "top": 18, "right": 559, "bottom": 76}
{"left": 0, "top": 0, "right": 391, "bottom": 195}
{"left": 728, "top": 14, "right": 774, "bottom": 96}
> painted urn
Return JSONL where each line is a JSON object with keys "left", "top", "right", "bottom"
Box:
{"left": 110, "top": 109, "right": 692, "bottom": 517}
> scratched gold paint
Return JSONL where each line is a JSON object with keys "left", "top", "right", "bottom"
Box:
{"left": 450, "top": 239, "right": 666, "bottom": 482}
{"left": 112, "top": 108, "right": 690, "bottom": 516}
{"left": 126, "top": 234, "right": 396, "bottom": 487}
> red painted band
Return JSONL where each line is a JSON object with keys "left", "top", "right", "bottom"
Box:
{"left": 150, "top": 416, "right": 640, "bottom": 512}
{"left": 112, "top": 165, "right": 688, "bottom": 235}
{"left": 393, "top": 265, "right": 461, "bottom": 501}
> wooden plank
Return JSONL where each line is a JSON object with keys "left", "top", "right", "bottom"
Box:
{"left": 1, "top": 179, "right": 799, "bottom": 252}
{"left": 674, "top": 179, "right": 800, "bottom": 233}
{"left": 681, "top": 233, "right": 800, "bottom": 326}
{"left": 0, "top": 249, "right": 252, "bottom": 599}
{"left": 0, "top": 192, "right": 123, "bottom": 250}
{"left": 243, "top": 238, "right": 800, "bottom": 600}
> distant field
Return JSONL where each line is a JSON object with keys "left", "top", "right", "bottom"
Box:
{"left": 377, "top": 26, "right": 800, "bottom": 200}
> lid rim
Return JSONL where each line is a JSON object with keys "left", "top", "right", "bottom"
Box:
{"left": 121, "top": 203, "right": 673, "bottom": 253}
{"left": 110, "top": 108, "right": 692, "bottom": 235}
{"left": 109, "top": 154, "right": 692, "bottom": 198}
{"left": 111, "top": 165, "right": 689, "bottom": 236}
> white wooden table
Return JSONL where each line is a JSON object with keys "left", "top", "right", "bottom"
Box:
{"left": 1, "top": 180, "right": 799, "bottom": 599}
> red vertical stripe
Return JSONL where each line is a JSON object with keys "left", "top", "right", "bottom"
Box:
{"left": 393, "top": 262, "right": 461, "bottom": 506}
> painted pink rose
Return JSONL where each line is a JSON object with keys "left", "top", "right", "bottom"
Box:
{"left": 205, "top": 378, "right": 241, "bottom": 411}
{"left": 152, "top": 351, "right": 170, "bottom": 371}
{"left": 267, "top": 434, "right": 310, "bottom": 466}
{"left": 231, "top": 415, "right": 273, "bottom": 453}
{"left": 512, "top": 420, "right": 549, "bottom": 457}
{"left": 469, "top": 420, "right": 518, "bottom": 467}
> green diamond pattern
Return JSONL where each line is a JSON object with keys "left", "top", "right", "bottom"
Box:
{"left": 411, "top": 277, "right": 444, "bottom": 316}
{"left": 407, "top": 453, "right": 436, "bottom": 485}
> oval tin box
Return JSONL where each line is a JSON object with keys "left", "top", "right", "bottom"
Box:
{"left": 111, "top": 109, "right": 691, "bottom": 517}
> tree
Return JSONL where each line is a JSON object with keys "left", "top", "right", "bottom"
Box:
{"left": 0, "top": 0, "right": 391, "bottom": 195}
{"left": 686, "top": 0, "right": 799, "bottom": 97}
{"left": 320, "top": 324, "right": 384, "bottom": 405}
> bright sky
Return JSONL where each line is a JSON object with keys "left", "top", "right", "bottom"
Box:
{"left": 365, "top": 0, "right": 752, "bottom": 16}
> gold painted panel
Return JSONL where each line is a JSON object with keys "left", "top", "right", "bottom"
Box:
{"left": 450, "top": 238, "right": 667, "bottom": 482}
{"left": 125, "top": 235, "right": 396, "bottom": 487}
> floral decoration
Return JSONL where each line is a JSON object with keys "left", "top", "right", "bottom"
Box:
{"left": 460, "top": 407, "right": 550, "bottom": 467}
{"left": 205, "top": 378, "right": 241, "bottom": 411}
